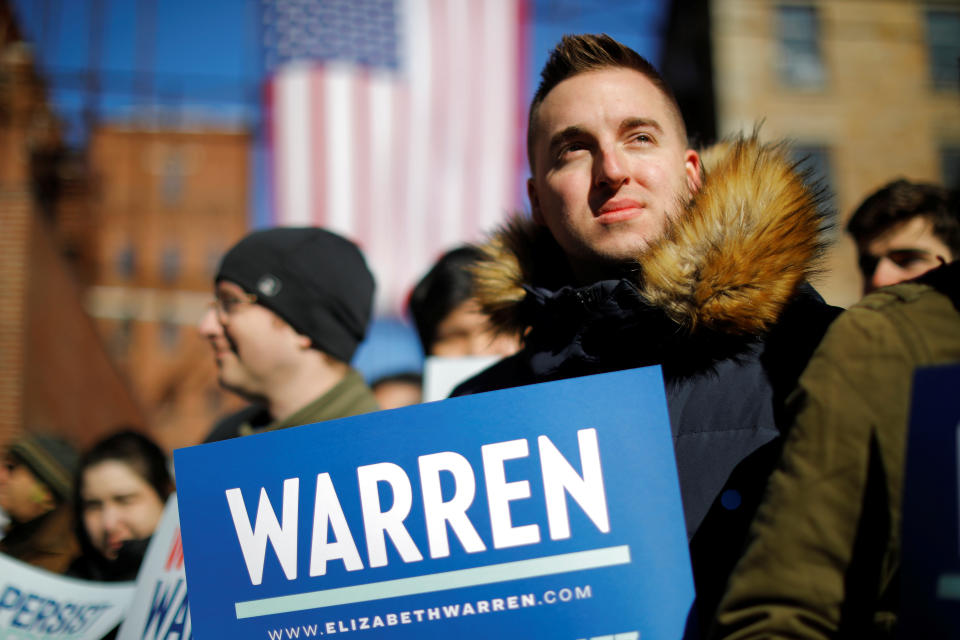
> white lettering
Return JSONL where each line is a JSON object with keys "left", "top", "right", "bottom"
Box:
{"left": 357, "top": 463, "right": 424, "bottom": 567}
{"left": 482, "top": 439, "right": 540, "bottom": 548}
{"left": 309, "top": 473, "right": 364, "bottom": 576}
{"left": 419, "top": 451, "right": 486, "bottom": 558}
{"left": 226, "top": 479, "right": 299, "bottom": 585}
{"left": 540, "top": 429, "right": 610, "bottom": 539}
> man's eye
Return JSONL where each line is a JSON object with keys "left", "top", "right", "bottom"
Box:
{"left": 888, "top": 250, "right": 929, "bottom": 268}
{"left": 631, "top": 133, "right": 653, "bottom": 144}
{"left": 558, "top": 143, "right": 587, "bottom": 158}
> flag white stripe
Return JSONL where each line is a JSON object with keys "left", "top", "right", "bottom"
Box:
{"left": 324, "top": 66, "right": 355, "bottom": 235}
{"left": 480, "top": 0, "right": 519, "bottom": 231}
{"left": 401, "top": 0, "right": 434, "bottom": 305}
{"left": 438, "top": 0, "right": 469, "bottom": 250}
{"left": 368, "top": 73, "right": 397, "bottom": 311}
{"left": 278, "top": 66, "right": 313, "bottom": 226}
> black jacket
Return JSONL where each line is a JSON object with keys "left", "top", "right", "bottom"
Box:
{"left": 453, "top": 135, "right": 842, "bottom": 627}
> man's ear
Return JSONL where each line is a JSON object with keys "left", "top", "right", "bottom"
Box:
{"left": 295, "top": 332, "right": 312, "bottom": 350}
{"left": 528, "top": 178, "right": 545, "bottom": 225}
{"left": 684, "top": 149, "right": 702, "bottom": 194}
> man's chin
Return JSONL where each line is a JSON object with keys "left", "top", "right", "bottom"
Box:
{"left": 217, "top": 375, "right": 268, "bottom": 405}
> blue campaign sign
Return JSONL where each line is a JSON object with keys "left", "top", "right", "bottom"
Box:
{"left": 174, "top": 367, "right": 694, "bottom": 640}
{"left": 901, "top": 363, "right": 960, "bottom": 637}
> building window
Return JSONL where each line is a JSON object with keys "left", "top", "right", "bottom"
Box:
{"left": 160, "top": 246, "right": 181, "bottom": 283}
{"left": 159, "top": 319, "right": 180, "bottom": 351}
{"left": 790, "top": 144, "right": 836, "bottom": 225}
{"left": 115, "top": 246, "right": 136, "bottom": 279}
{"left": 941, "top": 145, "right": 960, "bottom": 189}
{"left": 161, "top": 150, "right": 186, "bottom": 207}
{"left": 777, "top": 5, "right": 825, "bottom": 89}
{"left": 926, "top": 9, "right": 960, "bottom": 91}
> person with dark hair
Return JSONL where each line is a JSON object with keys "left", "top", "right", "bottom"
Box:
{"left": 847, "top": 179, "right": 958, "bottom": 293}
{"left": 0, "top": 434, "right": 80, "bottom": 573}
{"left": 409, "top": 245, "right": 521, "bottom": 357}
{"left": 68, "top": 430, "right": 173, "bottom": 581}
{"left": 453, "top": 34, "right": 840, "bottom": 626}
{"left": 199, "top": 228, "right": 379, "bottom": 442}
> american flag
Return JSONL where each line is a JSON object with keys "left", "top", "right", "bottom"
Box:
{"left": 262, "top": 0, "right": 529, "bottom": 314}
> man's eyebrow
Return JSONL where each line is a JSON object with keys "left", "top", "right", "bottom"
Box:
{"left": 547, "top": 126, "right": 588, "bottom": 154}
{"left": 620, "top": 117, "right": 663, "bottom": 134}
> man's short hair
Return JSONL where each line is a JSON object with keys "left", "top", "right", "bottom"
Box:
{"left": 527, "top": 33, "right": 687, "bottom": 171}
{"left": 847, "top": 179, "right": 960, "bottom": 256}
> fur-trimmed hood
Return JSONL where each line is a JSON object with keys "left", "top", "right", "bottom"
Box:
{"left": 472, "top": 134, "right": 828, "bottom": 338}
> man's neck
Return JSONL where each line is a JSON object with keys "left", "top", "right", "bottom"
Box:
{"left": 265, "top": 358, "right": 350, "bottom": 423}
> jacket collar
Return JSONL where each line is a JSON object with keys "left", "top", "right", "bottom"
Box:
{"left": 473, "top": 134, "right": 828, "bottom": 340}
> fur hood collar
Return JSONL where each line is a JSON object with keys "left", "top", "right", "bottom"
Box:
{"left": 473, "top": 134, "right": 828, "bottom": 337}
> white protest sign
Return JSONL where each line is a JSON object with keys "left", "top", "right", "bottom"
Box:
{"left": 0, "top": 553, "right": 134, "bottom": 640}
{"left": 422, "top": 355, "right": 499, "bottom": 402}
{"left": 116, "top": 496, "right": 190, "bottom": 640}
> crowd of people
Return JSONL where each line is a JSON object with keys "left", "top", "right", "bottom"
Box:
{"left": 1, "top": 33, "right": 958, "bottom": 639}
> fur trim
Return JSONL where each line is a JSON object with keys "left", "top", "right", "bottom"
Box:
{"left": 473, "top": 133, "right": 828, "bottom": 336}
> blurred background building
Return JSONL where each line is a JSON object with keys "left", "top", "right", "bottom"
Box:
{"left": 1, "top": 0, "right": 957, "bottom": 454}
{"left": 663, "top": 0, "right": 960, "bottom": 306}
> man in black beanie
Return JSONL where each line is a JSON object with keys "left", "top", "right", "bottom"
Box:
{"left": 200, "top": 227, "right": 379, "bottom": 442}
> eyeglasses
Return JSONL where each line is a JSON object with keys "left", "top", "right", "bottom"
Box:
{"left": 210, "top": 291, "right": 258, "bottom": 321}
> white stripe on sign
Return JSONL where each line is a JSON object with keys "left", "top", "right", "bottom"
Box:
{"left": 234, "top": 544, "right": 631, "bottom": 619}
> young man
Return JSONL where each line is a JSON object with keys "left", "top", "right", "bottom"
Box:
{"left": 200, "top": 227, "right": 379, "bottom": 442}
{"left": 847, "top": 179, "right": 958, "bottom": 293}
{"left": 455, "top": 34, "right": 840, "bottom": 625}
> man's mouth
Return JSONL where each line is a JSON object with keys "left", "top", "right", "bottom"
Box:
{"left": 595, "top": 198, "right": 644, "bottom": 223}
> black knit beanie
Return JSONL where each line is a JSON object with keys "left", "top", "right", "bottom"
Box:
{"left": 216, "top": 227, "right": 375, "bottom": 363}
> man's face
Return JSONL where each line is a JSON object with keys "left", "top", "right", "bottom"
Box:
{"left": 859, "top": 216, "right": 952, "bottom": 293}
{"left": 430, "top": 298, "right": 522, "bottom": 358}
{"left": 528, "top": 67, "right": 701, "bottom": 281}
{"left": 198, "top": 280, "right": 309, "bottom": 401}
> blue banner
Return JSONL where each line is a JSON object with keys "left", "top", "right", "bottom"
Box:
{"left": 174, "top": 367, "right": 694, "bottom": 639}
{"left": 901, "top": 363, "right": 960, "bottom": 636}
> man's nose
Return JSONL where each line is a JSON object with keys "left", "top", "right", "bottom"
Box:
{"left": 593, "top": 145, "right": 628, "bottom": 188}
{"left": 198, "top": 306, "right": 223, "bottom": 337}
{"left": 869, "top": 258, "right": 905, "bottom": 291}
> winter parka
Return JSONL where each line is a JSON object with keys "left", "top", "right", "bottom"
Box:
{"left": 453, "top": 135, "right": 842, "bottom": 626}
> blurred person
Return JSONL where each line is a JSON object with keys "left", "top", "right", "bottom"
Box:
{"left": 713, "top": 260, "right": 960, "bottom": 639}
{"left": 68, "top": 430, "right": 173, "bottom": 581}
{"left": 453, "top": 34, "right": 840, "bottom": 625}
{"left": 0, "top": 434, "right": 79, "bottom": 573}
{"left": 409, "top": 245, "right": 522, "bottom": 357}
{"left": 847, "top": 179, "right": 958, "bottom": 293}
{"left": 200, "top": 228, "right": 379, "bottom": 442}
{"left": 371, "top": 372, "right": 424, "bottom": 410}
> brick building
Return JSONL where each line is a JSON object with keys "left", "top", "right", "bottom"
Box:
{"left": 662, "top": 0, "right": 960, "bottom": 307}
{"left": 0, "top": 1, "right": 145, "bottom": 452}
{"left": 83, "top": 125, "right": 251, "bottom": 451}
{"left": 1, "top": 0, "right": 252, "bottom": 454}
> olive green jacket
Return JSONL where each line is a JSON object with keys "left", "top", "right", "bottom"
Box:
{"left": 713, "top": 263, "right": 960, "bottom": 639}
{"left": 205, "top": 368, "right": 379, "bottom": 442}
